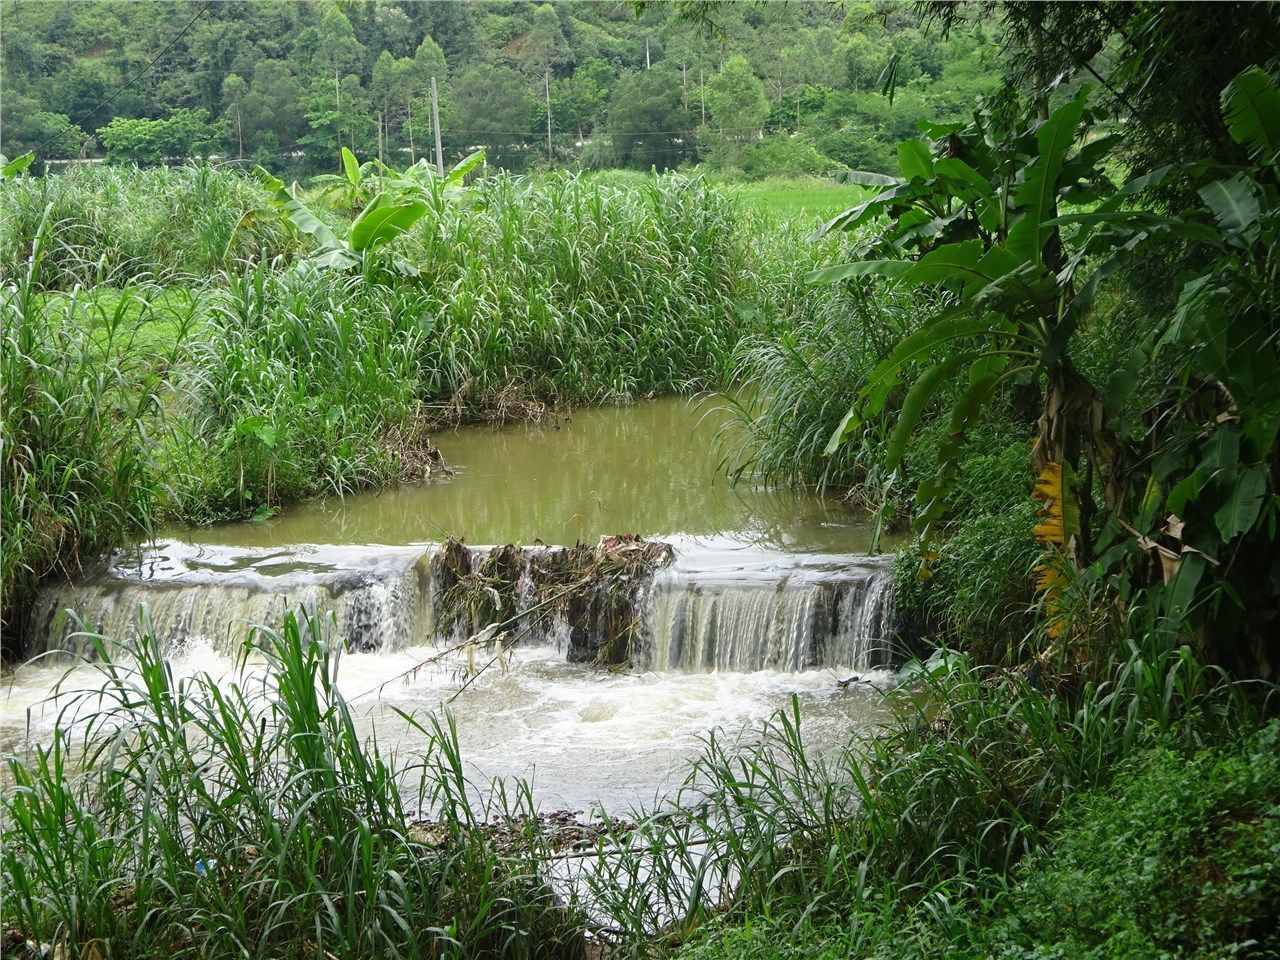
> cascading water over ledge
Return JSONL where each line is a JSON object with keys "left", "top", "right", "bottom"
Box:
{"left": 641, "top": 539, "right": 895, "bottom": 672}
{"left": 26, "top": 536, "right": 896, "bottom": 674}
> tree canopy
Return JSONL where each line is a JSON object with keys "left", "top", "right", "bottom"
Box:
{"left": 0, "top": 0, "right": 999, "bottom": 173}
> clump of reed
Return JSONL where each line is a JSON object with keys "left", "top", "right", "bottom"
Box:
{"left": 0, "top": 609, "right": 586, "bottom": 960}
{"left": 0, "top": 164, "right": 296, "bottom": 290}
{"left": 162, "top": 264, "right": 428, "bottom": 522}
{"left": 404, "top": 171, "right": 750, "bottom": 412}
{"left": 2, "top": 167, "right": 755, "bottom": 412}
{"left": 717, "top": 278, "right": 920, "bottom": 496}
{"left": 0, "top": 215, "right": 175, "bottom": 651}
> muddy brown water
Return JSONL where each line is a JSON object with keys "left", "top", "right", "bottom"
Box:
{"left": 181, "top": 395, "right": 880, "bottom": 552}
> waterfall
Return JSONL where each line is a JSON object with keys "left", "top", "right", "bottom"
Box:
{"left": 639, "top": 546, "right": 895, "bottom": 672}
{"left": 25, "top": 538, "right": 895, "bottom": 673}
{"left": 25, "top": 544, "right": 438, "bottom": 657}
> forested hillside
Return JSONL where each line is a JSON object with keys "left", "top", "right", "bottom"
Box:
{"left": 0, "top": 0, "right": 997, "bottom": 175}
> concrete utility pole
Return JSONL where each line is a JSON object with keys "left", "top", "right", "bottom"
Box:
{"left": 431, "top": 76, "right": 444, "bottom": 177}
{"left": 545, "top": 72, "right": 554, "bottom": 164}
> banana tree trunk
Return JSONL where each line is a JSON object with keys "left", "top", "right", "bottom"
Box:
{"left": 1034, "top": 359, "right": 1113, "bottom": 566}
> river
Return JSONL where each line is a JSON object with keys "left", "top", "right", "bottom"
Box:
{"left": 3, "top": 396, "right": 896, "bottom": 814}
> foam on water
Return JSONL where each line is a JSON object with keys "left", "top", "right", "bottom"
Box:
{"left": 2, "top": 637, "right": 892, "bottom": 813}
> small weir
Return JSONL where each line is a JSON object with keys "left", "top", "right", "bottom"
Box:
{"left": 6, "top": 398, "right": 898, "bottom": 813}
{"left": 26, "top": 536, "right": 895, "bottom": 674}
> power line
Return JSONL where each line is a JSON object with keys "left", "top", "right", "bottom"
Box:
{"left": 445, "top": 125, "right": 773, "bottom": 138}
{"left": 28, "top": 0, "right": 213, "bottom": 159}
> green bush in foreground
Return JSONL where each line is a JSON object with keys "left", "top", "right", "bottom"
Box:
{"left": 987, "top": 721, "right": 1280, "bottom": 959}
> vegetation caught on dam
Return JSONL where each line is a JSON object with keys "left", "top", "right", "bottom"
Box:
{"left": 2, "top": 2, "right": 1279, "bottom": 958}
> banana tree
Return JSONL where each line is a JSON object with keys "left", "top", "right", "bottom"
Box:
{"left": 233, "top": 149, "right": 485, "bottom": 274}
{"left": 1, "top": 152, "right": 34, "bottom": 178}
{"left": 256, "top": 167, "right": 427, "bottom": 272}
{"left": 814, "top": 89, "right": 1135, "bottom": 558}
{"left": 1050, "top": 66, "right": 1280, "bottom": 673}
{"left": 311, "top": 146, "right": 379, "bottom": 212}
{"left": 817, "top": 66, "right": 1280, "bottom": 674}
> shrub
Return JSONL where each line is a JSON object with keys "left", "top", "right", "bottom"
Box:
{"left": 988, "top": 718, "right": 1280, "bottom": 959}
{"left": 737, "top": 135, "right": 834, "bottom": 181}
{"left": 892, "top": 418, "right": 1040, "bottom": 662}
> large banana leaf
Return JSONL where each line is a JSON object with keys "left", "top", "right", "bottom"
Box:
{"left": 897, "top": 139, "right": 935, "bottom": 181}
{"left": 341, "top": 146, "right": 360, "bottom": 186}
{"left": 882, "top": 351, "right": 982, "bottom": 473}
{"left": 2, "top": 152, "right": 34, "bottom": 177}
{"left": 348, "top": 192, "right": 429, "bottom": 253}
{"left": 1199, "top": 174, "right": 1260, "bottom": 233}
{"left": 444, "top": 149, "right": 486, "bottom": 187}
{"left": 1006, "top": 90, "right": 1088, "bottom": 264}
{"left": 1221, "top": 65, "right": 1280, "bottom": 165}
{"left": 824, "top": 310, "right": 1008, "bottom": 454}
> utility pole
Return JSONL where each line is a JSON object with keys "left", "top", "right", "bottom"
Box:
{"left": 431, "top": 76, "right": 443, "bottom": 176}
{"left": 645, "top": 37, "right": 650, "bottom": 70}
{"left": 545, "top": 71, "right": 553, "bottom": 164}
{"left": 407, "top": 98, "right": 416, "bottom": 163}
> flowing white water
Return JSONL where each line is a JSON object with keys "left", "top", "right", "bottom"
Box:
{"left": 24, "top": 537, "right": 895, "bottom": 669}
{"left": 1, "top": 636, "right": 891, "bottom": 814}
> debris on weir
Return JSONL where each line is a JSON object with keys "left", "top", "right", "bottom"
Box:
{"left": 431, "top": 534, "right": 675, "bottom": 667}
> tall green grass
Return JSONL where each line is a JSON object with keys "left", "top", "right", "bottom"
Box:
{"left": 2, "top": 611, "right": 1271, "bottom": 958}
{"left": 0, "top": 164, "right": 297, "bottom": 290}
{"left": 163, "top": 265, "right": 427, "bottom": 522}
{"left": 718, "top": 279, "right": 920, "bottom": 497}
{"left": 0, "top": 214, "right": 168, "bottom": 649}
{"left": 1, "top": 609, "right": 584, "bottom": 959}
{"left": 405, "top": 172, "right": 749, "bottom": 410}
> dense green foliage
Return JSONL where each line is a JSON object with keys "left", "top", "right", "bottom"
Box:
{"left": 0, "top": 0, "right": 998, "bottom": 176}
{"left": 580, "top": 639, "right": 1276, "bottom": 959}
{"left": 0, "top": 164, "right": 297, "bottom": 288}
{"left": 814, "top": 63, "right": 1280, "bottom": 676}
{"left": 707, "top": 2, "right": 1280, "bottom": 953}
{"left": 0, "top": 270, "right": 163, "bottom": 650}
{"left": 987, "top": 728, "right": 1280, "bottom": 959}
{"left": 722, "top": 7, "right": 1280, "bottom": 681}
{"left": 5, "top": 4, "right": 1280, "bottom": 960}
